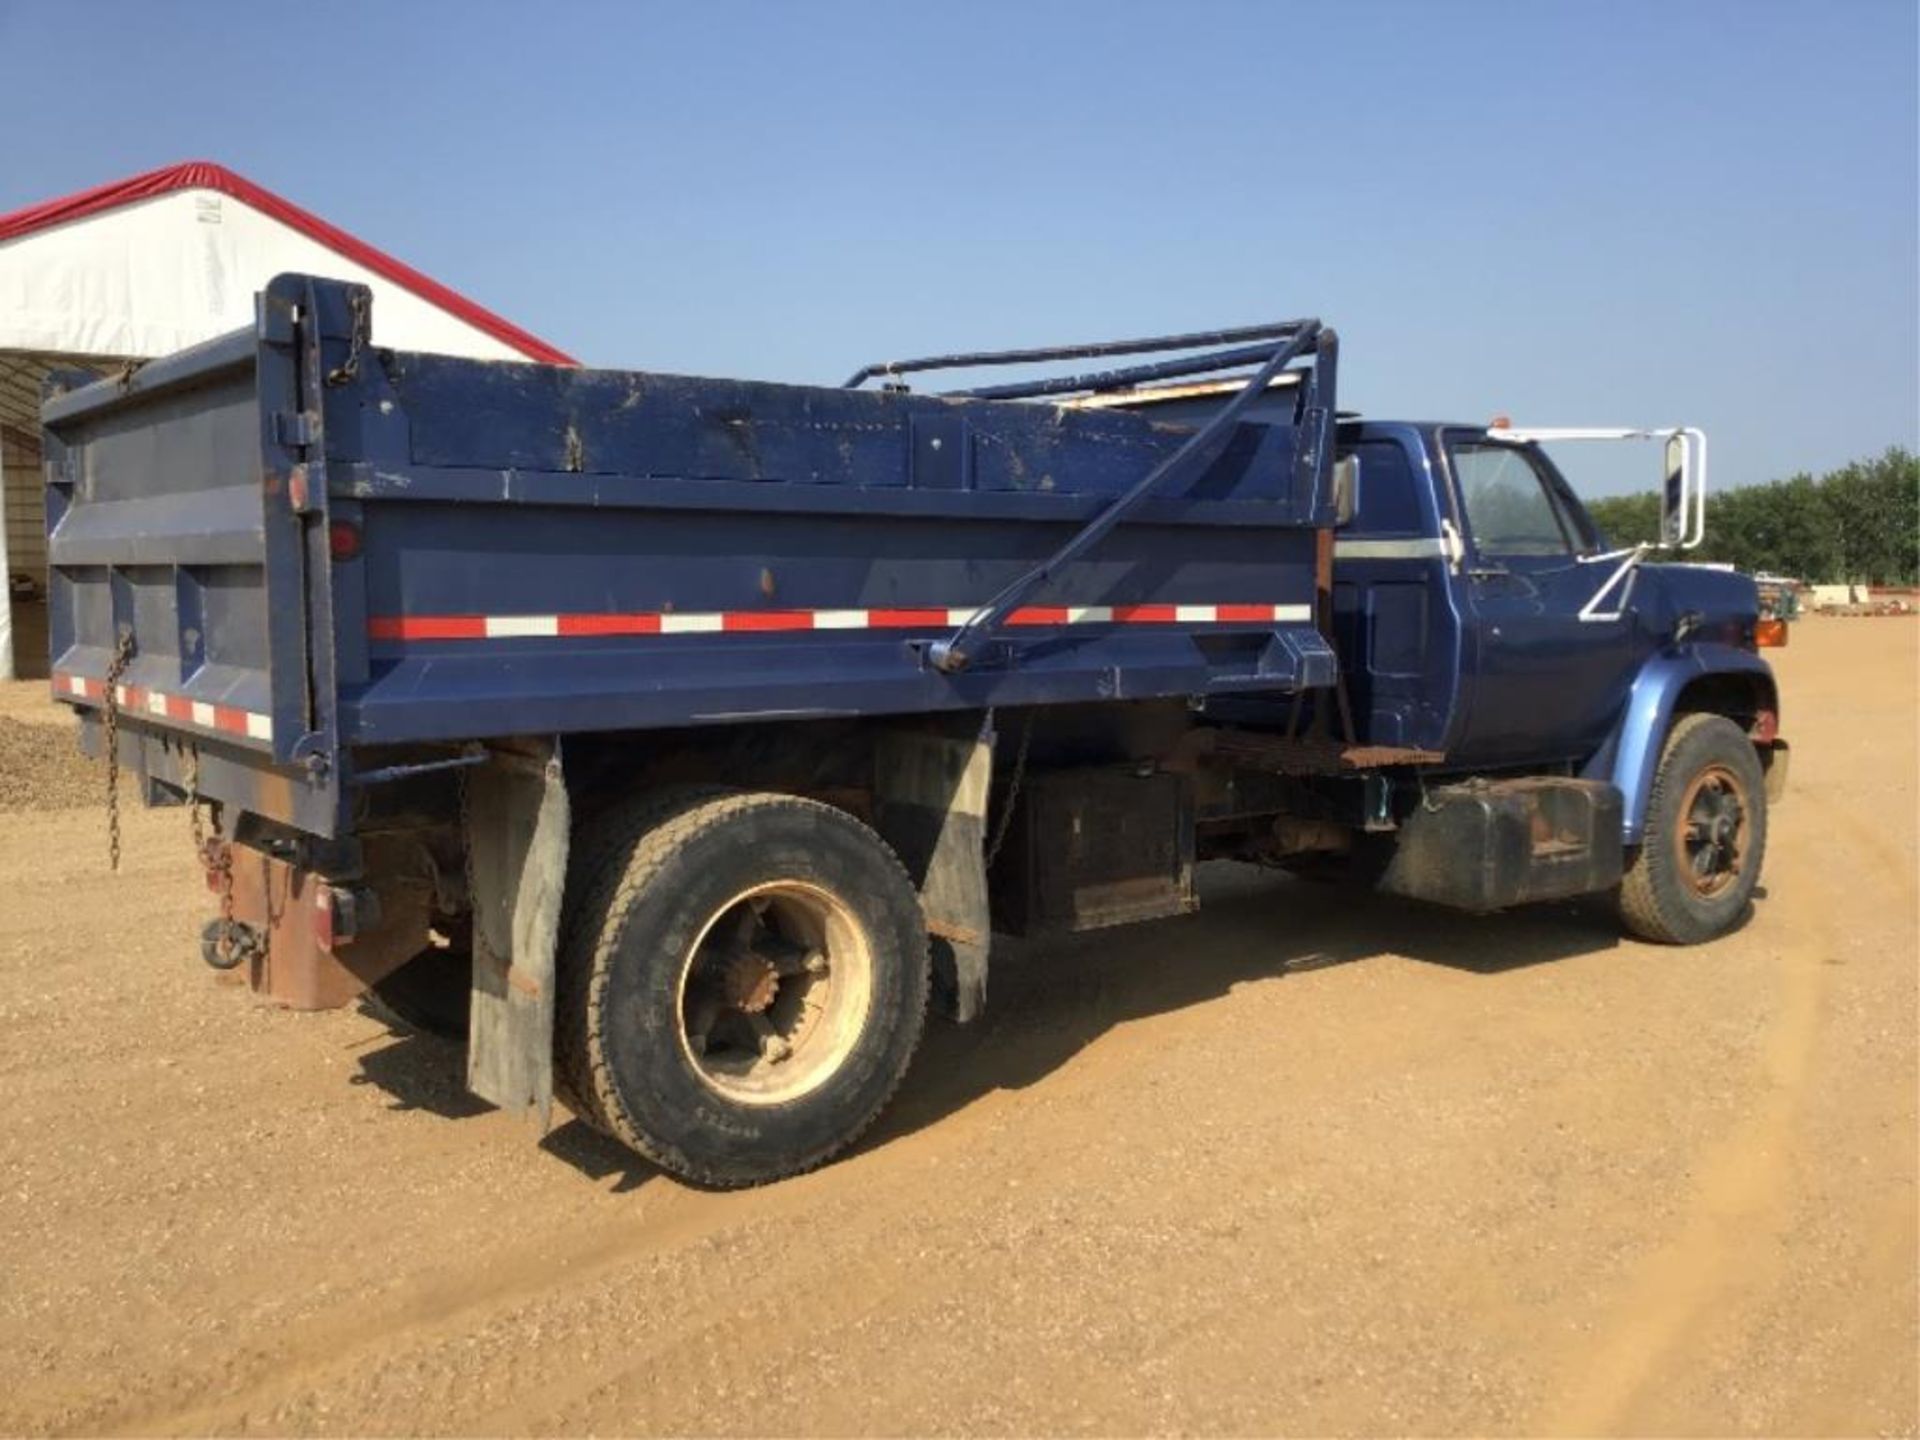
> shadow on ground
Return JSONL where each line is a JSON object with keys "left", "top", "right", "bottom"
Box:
{"left": 348, "top": 863, "right": 1639, "bottom": 1191}
{"left": 866, "top": 863, "right": 1631, "bottom": 1151}
{"left": 349, "top": 1014, "right": 663, "bottom": 1192}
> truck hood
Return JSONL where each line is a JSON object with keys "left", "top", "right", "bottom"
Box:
{"left": 1634, "top": 562, "right": 1760, "bottom": 648}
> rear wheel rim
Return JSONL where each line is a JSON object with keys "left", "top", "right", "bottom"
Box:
{"left": 674, "top": 881, "right": 874, "bottom": 1106}
{"left": 1672, "top": 762, "right": 1751, "bottom": 900}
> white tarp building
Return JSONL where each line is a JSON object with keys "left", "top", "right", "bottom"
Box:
{"left": 0, "top": 160, "right": 573, "bottom": 678}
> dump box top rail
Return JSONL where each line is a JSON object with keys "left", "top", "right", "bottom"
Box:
{"left": 45, "top": 276, "right": 1341, "bottom": 836}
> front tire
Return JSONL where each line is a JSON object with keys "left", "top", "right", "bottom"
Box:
{"left": 1618, "top": 713, "right": 1768, "bottom": 944}
{"left": 555, "top": 790, "right": 930, "bottom": 1188}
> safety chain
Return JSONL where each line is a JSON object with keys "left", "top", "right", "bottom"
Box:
{"left": 101, "top": 629, "right": 136, "bottom": 873}
{"left": 983, "top": 709, "right": 1037, "bottom": 871}
{"left": 456, "top": 756, "right": 477, "bottom": 922}
{"left": 325, "top": 288, "right": 371, "bottom": 387}
{"left": 185, "top": 746, "right": 240, "bottom": 966}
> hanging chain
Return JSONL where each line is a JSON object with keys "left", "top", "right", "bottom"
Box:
{"left": 983, "top": 709, "right": 1037, "bottom": 871}
{"left": 186, "top": 743, "right": 204, "bottom": 855}
{"left": 325, "top": 288, "right": 371, "bottom": 387}
{"left": 456, "top": 756, "right": 477, "bottom": 918}
{"left": 101, "top": 629, "right": 136, "bottom": 873}
{"left": 185, "top": 745, "right": 239, "bottom": 966}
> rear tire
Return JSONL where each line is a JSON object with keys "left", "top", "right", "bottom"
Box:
{"left": 368, "top": 944, "right": 471, "bottom": 1039}
{"left": 555, "top": 790, "right": 930, "bottom": 1188}
{"left": 1618, "top": 713, "right": 1767, "bottom": 944}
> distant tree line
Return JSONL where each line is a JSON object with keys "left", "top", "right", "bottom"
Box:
{"left": 1584, "top": 447, "right": 1919, "bottom": 585}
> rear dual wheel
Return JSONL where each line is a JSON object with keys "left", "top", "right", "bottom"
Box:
{"left": 555, "top": 790, "right": 930, "bottom": 1188}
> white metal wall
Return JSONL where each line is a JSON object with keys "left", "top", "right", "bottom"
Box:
{"left": 0, "top": 188, "right": 532, "bottom": 361}
{"left": 0, "top": 184, "right": 553, "bottom": 676}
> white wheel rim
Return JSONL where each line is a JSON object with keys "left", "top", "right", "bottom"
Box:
{"left": 673, "top": 881, "right": 875, "bottom": 1106}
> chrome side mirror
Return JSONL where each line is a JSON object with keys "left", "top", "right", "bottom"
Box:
{"left": 1662, "top": 433, "right": 1688, "bottom": 547}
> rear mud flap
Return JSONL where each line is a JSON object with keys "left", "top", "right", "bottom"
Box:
{"left": 464, "top": 739, "right": 570, "bottom": 1124}
{"left": 874, "top": 721, "right": 994, "bottom": 1023}
{"left": 1762, "top": 738, "right": 1790, "bottom": 802}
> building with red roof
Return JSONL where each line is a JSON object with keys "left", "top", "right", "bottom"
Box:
{"left": 0, "top": 161, "right": 574, "bottom": 677}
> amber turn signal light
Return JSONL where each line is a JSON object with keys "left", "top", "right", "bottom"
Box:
{"left": 1754, "top": 617, "right": 1788, "bottom": 648}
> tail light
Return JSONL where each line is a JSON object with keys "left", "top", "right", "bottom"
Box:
{"left": 1754, "top": 617, "right": 1788, "bottom": 648}
{"left": 328, "top": 519, "right": 363, "bottom": 562}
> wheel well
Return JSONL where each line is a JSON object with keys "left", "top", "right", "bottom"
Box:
{"left": 1672, "top": 671, "right": 1777, "bottom": 734}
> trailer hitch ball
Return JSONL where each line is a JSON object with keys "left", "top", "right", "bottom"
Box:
{"left": 200, "top": 918, "right": 262, "bottom": 971}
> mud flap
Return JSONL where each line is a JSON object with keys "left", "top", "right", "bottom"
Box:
{"left": 874, "top": 720, "right": 994, "bottom": 1023}
{"left": 464, "top": 738, "right": 569, "bottom": 1125}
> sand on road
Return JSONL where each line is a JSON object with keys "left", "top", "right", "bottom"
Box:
{"left": 0, "top": 618, "right": 1913, "bottom": 1436}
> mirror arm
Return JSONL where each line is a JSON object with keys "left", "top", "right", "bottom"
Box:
{"left": 1577, "top": 543, "right": 1650, "bottom": 623}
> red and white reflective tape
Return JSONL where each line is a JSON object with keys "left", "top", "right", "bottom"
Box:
{"left": 51, "top": 671, "right": 274, "bottom": 743}
{"left": 369, "top": 601, "right": 1314, "bottom": 642}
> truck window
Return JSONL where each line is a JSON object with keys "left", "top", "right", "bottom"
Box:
{"left": 1339, "top": 440, "right": 1423, "bottom": 533}
{"left": 1450, "top": 442, "right": 1575, "bottom": 557}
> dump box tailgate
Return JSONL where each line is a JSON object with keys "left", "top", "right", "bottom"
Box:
{"left": 42, "top": 278, "right": 345, "bottom": 833}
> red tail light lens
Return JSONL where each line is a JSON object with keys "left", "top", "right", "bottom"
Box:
{"left": 328, "top": 520, "right": 363, "bottom": 562}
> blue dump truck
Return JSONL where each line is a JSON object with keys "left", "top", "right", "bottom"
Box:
{"left": 43, "top": 276, "right": 1788, "bottom": 1187}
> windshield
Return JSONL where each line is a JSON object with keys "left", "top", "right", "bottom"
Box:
{"left": 1449, "top": 441, "right": 1595, "bottom": 557}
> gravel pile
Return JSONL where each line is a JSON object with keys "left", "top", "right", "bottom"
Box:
{"left": 0, "top": 716, "right": 103, "bottom": 812}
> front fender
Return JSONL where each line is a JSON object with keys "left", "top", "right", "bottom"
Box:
{"left": 1593, "top": 643, "right": 1777, "bottom": 844}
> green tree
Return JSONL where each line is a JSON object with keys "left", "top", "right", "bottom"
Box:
{"left": 1585, "top": 448, "right": 1917, "bottom": 584}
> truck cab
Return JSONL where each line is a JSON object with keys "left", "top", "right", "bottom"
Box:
{"left": 1332, "top": 420, "right": 1782, "bottom": 804}
{"left": 1091, "top": 382, "right": 1787, "bottom": 936}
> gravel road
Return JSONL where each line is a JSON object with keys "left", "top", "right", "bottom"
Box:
{"left": 0, "top": 618, "right": 1913, "bottom": 1436}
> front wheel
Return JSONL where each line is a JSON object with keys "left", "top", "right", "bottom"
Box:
{"left": 555, "top": 790, "right": 930, "bottom": 1188}
{"left": 1618, "top": 713, "right": 1768, "bottom": 944}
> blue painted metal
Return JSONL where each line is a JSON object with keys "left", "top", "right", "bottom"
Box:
{"left": 1438, "top": 427, "right": 1642, "bottom": 767}
{"left": 1332, "top": 425, "right": 1773, "bottom": 808}
{"left": 931, "top": 323, "right": 1330, "bottom": 670}
{"left": 45, "top": 276, "right": 1340, "bottom": 838}
{"left": 42, "top": 273, "right": 1776, "bottom": 858}
{"left": 946, "top": 338, "right": 1311, "bottom": 403}
{"left": 1590, "top": 640, "right": 1777, "bottom": 842}
{"left": 1326, "top": 422, "right": 1468, "bottom": 754}
{"left": 842, "top": 320, "right": 1314, "bottom": 391}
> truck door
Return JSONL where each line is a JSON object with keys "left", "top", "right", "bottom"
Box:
{"left": 1329, "top": 431, "right": 1463, "bottom": 753}
{"left": 1445, "top": 434, "right": 1634, "bottom": 766}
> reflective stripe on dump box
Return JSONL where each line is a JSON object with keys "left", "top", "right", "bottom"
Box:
{"left": 368, "top": 601, "right": 1317, "bottom": 643}
{"left": 52, "top": 672, "right": 273, "bottom": 742}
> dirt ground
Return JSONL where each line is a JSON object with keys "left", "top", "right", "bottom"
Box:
{"left": 0, "top": 618, "right": 1913, "bottom": 1438}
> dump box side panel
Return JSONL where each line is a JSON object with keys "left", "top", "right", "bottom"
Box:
{"left": 332, "top": 343, "right": 1339, "bottom": 747}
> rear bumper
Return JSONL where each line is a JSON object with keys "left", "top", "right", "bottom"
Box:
{"left": 207, "top": 841, "right": 427, "bottom": 1010}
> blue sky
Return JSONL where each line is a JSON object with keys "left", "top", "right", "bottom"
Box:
{"left": 2, "top": 0, "right": 1913, "bottom": 495}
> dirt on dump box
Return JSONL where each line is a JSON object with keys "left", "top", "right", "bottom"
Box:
{"left": 0, "top": 618, "right": 1914, "bottom": 1438}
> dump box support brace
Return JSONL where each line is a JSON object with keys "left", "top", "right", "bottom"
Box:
{"left": 927, "top": 322, "right": 1326, "bottom": 672}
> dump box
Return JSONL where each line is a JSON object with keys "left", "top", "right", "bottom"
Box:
{"left": 45, "top": 277, "right": 1339, "bottom": 837}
